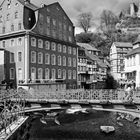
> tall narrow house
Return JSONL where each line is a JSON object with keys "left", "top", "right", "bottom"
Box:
{"left": 0, "top": 0, "right": 78, "bottom": 89}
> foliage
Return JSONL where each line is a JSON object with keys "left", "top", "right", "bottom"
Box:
{"left": 77, "top": 12, "right": 93, "bottom": 33}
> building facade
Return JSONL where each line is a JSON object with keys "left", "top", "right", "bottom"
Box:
{"left": 77, "top": 43, "right": 107, "bottom": 89}
{"left": 110, "top": 42, "right": 133, "bottom": 80}
{"left": 0, "top": 0, "right": 78, "bottom": 89}
{"left": 125, "top": 38, "right": 140, "bottom": 88}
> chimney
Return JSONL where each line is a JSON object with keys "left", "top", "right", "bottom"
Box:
{"left": 24, "top": 0, "right": 30, "bottom": 4}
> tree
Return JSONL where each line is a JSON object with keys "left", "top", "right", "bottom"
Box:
{"left": 78, "top": 12, "right": 93, "bottom": 33}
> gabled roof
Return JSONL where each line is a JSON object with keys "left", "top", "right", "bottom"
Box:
{"left": 18, "top": 0, "right": 39, "bottom": 11}
{"left": 126, "top": 47, "right": 140, "bottom": 56}
{"left": 85, "top": 50, "right": 107, "bottom": 68}
{"left": 113, "top": 42, "right": 133, "bottom": 48}
{"left": 77, "top": 43, "right": 99, "bottom": 51}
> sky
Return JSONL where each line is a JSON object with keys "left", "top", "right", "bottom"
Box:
{"left": 32, "top": 0, "right": 138, "bottom": 33}
{"left": 0, "top": 0, "right": 139, "bottom": 33}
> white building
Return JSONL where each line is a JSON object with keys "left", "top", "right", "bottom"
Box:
{"left": 110, "top": 42, "right": 133, "bottom": 80}
{"left": 125, "top": 38, "right": 140, "bottom": 88}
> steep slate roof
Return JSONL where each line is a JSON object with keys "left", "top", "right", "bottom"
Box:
{"left": 126, "top": 47, "right": 140, "bottom": 56}
{"left": 113, "top": 42, "right": 133, "bottom": 48}
{"left": 85, "top": 51, "right": 107, "bottom": 68}
{"left": 18, "top": 0, "right": 39, "bottom": 11}
{"left": 77, "top": 43, "right": 99, "bottom": 51}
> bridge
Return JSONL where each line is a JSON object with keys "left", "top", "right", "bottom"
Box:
{"left": 0, "top": 88, "right": 140, "bottom": 139}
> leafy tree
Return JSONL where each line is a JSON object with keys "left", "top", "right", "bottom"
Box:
{"left": 78, "top": 12, "right": 93, "bottom": 33}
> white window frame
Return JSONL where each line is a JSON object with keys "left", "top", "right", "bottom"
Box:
{"left": 11, "top": 39, "right": 15, "bottom": 47}
{"left": 73, "top": 70, "right": 76, "bottom": 79}
{"left": 73, "top": 58, "right": 76, "bottom": 67}
{"left": 45, "top": 68, "right": 50, "bottom": 80}
{"left": 58, "top": 69, "right": 62, "bottom": 78}
{"left": 51, "top": 69, "right": 56, "bottom": 79}
{"left": 10, "top": 53, "right": 14, "bottom": 63}
{"left": 73, "top": 48, "right": 76, "bottom": 55}
{"left": 63, "top": 69, "right": 66, "bottom": 79}
{"left": 31, "top": 67, "right": 36, "bottom": 80}
{"left": 18, "top": 68, "right": 22, "bottom": 80}
{"left": 31, "top": 37, "right": 36, "bottom": 47}
{"left": 45, "top": 53, "right": 50, "bottom": 64}
{"left": 38, "top": 52, "right": 43, "bottom": 64}
{"left": 58, "top": 44, "right": 62, "bottom": 52}
{"left": 45, "top": 41, "right": 50, "bottom": 50}
{"left": 18, "top": 38, "right": 22, "bottom": 45}
{"left": 68, "top": 57, "right": 72, "bottom": 67}
{"left": 38, "top": 68, "right": 43, "bottom": 80}
{"left": 31, "top": 51, "right": 36, "bottom": 63}
{"left": 68, "top": 46, "right": 72, "bottom": 54}
{"left": 18, "top": 52, "right": 22, "bottom": 62}
{"left": 38, "top": 39, "right": 43, "bottom": 48}
{"left": 68, "top": 70, "right": 72, "bottom": 79}
{"left": 63, "top": 56, "right": 66, "bottom": 66}
{"left": 10, "top": 68, "right": 15, "bottom": 79}
{"left": 63, "top": 45, "right": 66, "bottom": 53}
{"left": 51, "top": 54, "right": 56, "bottom": 65}
{"left": 51, "top": 42, "right": 56, "bottom": 51}
{"left": 58, "top": 55, "right": 62, "bottom": 66}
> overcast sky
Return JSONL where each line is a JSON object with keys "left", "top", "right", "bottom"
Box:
{"left": 32, "top": 0, "right": 138, "bottom": 33}
{"left": 0, "top": 0, "right": 139, "bottom": 33}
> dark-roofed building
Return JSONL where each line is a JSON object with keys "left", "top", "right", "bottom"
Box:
{"left": 0, "top": 0, "right": 78, "bottom": 90}
{"left": 78, "top": 43, "right": 107, "bottom": 89}
{"left": 125, "top": 37, "right": 140, "bottom": 88}
{"left": 110, "top": 42, "right": 133, "bottom": 80}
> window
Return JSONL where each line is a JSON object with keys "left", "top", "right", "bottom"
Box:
{"left": 18, "top": 68, "right": 22, "bottom": 80}
{"left": 68, "top": 57, "right": 72, "bottom": 67}
{"left": 18, "top": 23, "right": 21, "bottom": 30}
{"left": 38, "top": 52, "right": 43, "bottom": 64}
{"left": 58, "top": 44, "right": 62, "bottom": 52}
{"left": 2, "top": 41, "right": 5, "bottom": 48}
{"left": 63, "top": 56, "right": 66, "bottom": 66}
{"left": 0, "top": 16, "right": 2, "bottom": 23}
{"left": 63, "top": 45, "right": 66, "bottom": 53}
{"left": 68, "top": 46, "right": 72, "bottom": 54}
{"left": 69, "top": 26, "right": 72, "bottom": 32}
{"left": 73, "top": 58, "right": 76, "bottom": 67}
{"left": 18, "top": 52, "right": 22, "bottom": 62}
{"left": 11, "top": 24, "right": 14, "bottom": 31}
{"left": 45, "top": 41, "right": 50, "bottom": 50}
{"left": 73, "top": 48, "right": 76, "bottom": 55}
{"left": 58, "top": 56, "right": 62, "bottom": 66}
{"left": 18, "top": 38, "right": 22, "bottom": 45}
{"left": 51, "top": 69, "right": 56, "bottom": 79}
{"left": 31, "top": 37, "right": 36, "bottom": 47}
{"left": 7, "top": 13, "right": 10, "bottom": 21}
{"left": 58, "top": 69, "right": 62, "bottom": 78}
{"left": 45, "top": 68, "right": 50, "bottom": 79}
{"left": 31, "top": 51, "right": 36, "bottom": 63}
{"left": 2, "top": 27, "right": 5, "bottom": 34}
{"left": 45, "top": 53, "right": 50, "bottom": 64}
{"left": 63, "top": 69, "right": 66, "bottom": 79}
{"left": 31, "top": 67, "right": 36, "bottom": 80}
{"left": 46, "top": 16, "right": 50, "bottom": 24}
{"left": 11, "top": 39, "right": 14, "bottom": 46}
{"left": 38, "top": 39, "right": 43, "bottom": 48}
{"left": 15, "top": 11, "right": 18, "bottom": 19}
{"left": 69, "top": 36, "right": 72, "bottom": 42}
{"left": 10, "top": 68, "right": 15, "bottom": 79}
{"left": 7, "top": 3, "right": 11, "bottom": 9}
{"left": 51, "top": 42, "right": 56, "bottom": 51}
{"left": 10, "top": 53, "right": 14, "bottom": 63}
{"left": 52, "top": 19, "right": 56, "bottom": 26}
{"left": 51, "top": 54, "right": 56, "bottom": 65}
{"left": 68, "top": 70, "right": 72, "bottom": 79}
{"left": 73, "top": 70, "right": 76, "bottom": 79}
{"left": 38, "top": 68, "right": 43, "bottom": 80}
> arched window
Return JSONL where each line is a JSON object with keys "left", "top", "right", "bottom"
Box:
{"left": 58, "top": 55, "right": 62, "bottom": 66}
{"left": 31, "top": 51, "right": 36, "bottom": 63}
{"left": 45, "top": 68, "right": 50, "bottom": 79}
{"left": 51, "top": 54, "right": 56, "bottom": 65}
{"left": 45, "top": 53, "right": 50, "bottom": 64}
{"left": 38, "top": 52, "right": 43, "bottom": 64}
{"left": 38, "top": 68, "right": 43, "bottom": 80}
{"left": 63, "top": 56, "right": 66, "bottom": 66}
{"left": 68, "top": 57, "right": 72, "bottom": 67}
{"left": 73, "top": 58, "right": 76, "bottom": 67}
{"left": 63, "top": 69, "right": 66, "bottom": 79}
{"left": 58, "top": 69, "right": 62, "bottom": 78}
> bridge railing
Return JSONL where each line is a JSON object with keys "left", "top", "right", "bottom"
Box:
{"left": 18, "top": 89, "right": 127, "bottom": 103}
